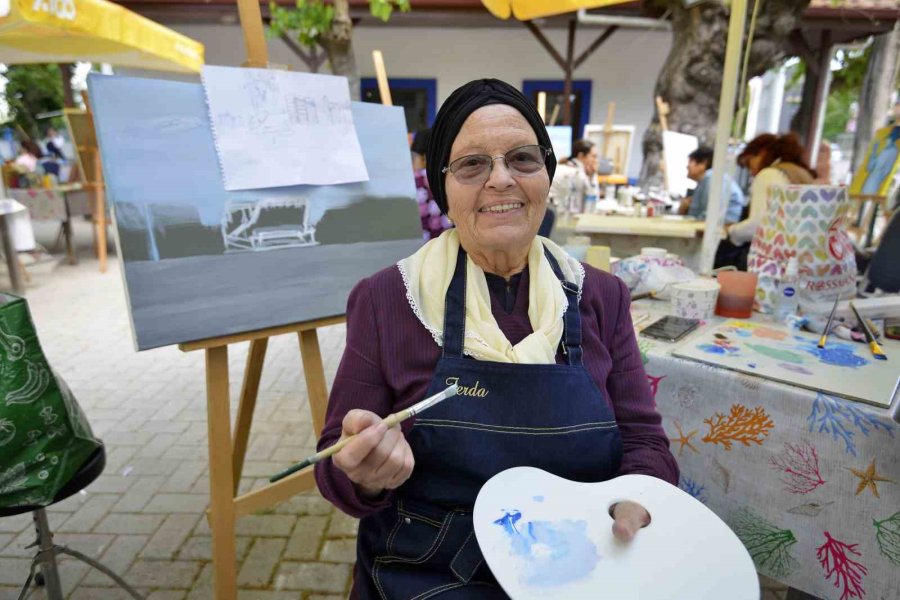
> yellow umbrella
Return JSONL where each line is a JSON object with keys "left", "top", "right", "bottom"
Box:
{"left": 482, "top": 0, "right": 631, "bottom": 20}
{"left": 0, "top": 0, "right": 204, "bottom": 73}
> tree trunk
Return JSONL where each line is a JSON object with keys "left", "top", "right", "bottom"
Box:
{"left": 58, "top": 64, "right": 76, "bottom": 108}
{"left": 640, "top": 0, "right": 809, "bottom": 185}
{"left": 319, "top": 0, "right": 360, "bottom": 100}
{"left": 851, "top": 21, "right": 900, "bottom": 173}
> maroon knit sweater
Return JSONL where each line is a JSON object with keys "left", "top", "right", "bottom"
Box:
{"left": 314, "top": 263, "right": 679, "bottom": 517}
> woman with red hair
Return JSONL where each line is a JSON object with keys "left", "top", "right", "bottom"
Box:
{"left": 716, "top": 133, "right": 816, "bottom": 269}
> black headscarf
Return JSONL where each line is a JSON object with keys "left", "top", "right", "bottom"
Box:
{"left": 425, "top": 79, "right": 556, "bottom": 214}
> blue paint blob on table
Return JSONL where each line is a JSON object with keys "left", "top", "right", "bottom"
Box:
{"left": 799, "top": 341, "right": 869, "bottom": 368}
{"left": 493, "top": 510, "right": 599, "bottom": 587}
{"left": 533, "top": 496, "right": 544, "bottom": 502}
{"left": 698, "top": 344, "right": 739, "bottom": 356}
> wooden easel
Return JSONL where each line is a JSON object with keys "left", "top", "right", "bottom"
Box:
{"left": 63, "top": 104, "right": 108, "bottom": 272}
{"left": 181, "top": 5, "right": 394, "bottom": 598}
{"left": 179, "top": 315, "right": 341, "bottom": 600}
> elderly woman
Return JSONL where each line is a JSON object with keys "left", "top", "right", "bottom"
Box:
{"left": 315, "top": 79, "right": 678, "bottom": 599}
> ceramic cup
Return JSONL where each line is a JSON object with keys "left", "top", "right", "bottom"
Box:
{"left": 671, "top": 279, "right": 721, "bottom": 320}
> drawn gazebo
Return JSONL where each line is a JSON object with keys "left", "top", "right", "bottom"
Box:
{"left": 221, "top": 196, "right": 318, "bottom": 252}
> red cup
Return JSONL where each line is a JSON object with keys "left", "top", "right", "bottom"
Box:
{"left": 715, "top": 271, "right": 758, "bottom": 318}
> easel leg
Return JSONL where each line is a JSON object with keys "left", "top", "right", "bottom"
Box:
{"left": 205, "top": 346, "right": 237, "bottom": 600}
{"left": 298, "top": 330, "right": 329, "bottom": 437}
{"left": 232, "top": 338, "right": 268, "bottom": 494}
{"left": 93, "top": 152, "right": 108, "bottom": 273}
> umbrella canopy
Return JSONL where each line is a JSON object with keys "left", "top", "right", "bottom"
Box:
{"left": 0, "top": 0, "right": 204, "bottom": 73}
{"left": 482, "top": 0, "right": 631, "bottom": 20}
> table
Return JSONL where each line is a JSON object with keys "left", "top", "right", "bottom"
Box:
{"left": 0, "top": 200, "right": 26, "bottom": 293}
{"left": 575, "top": 214, "right": 707, "bottom": 269}
{"left": 7, "top": 184, "right": 88, "bottom": 265}
{"left": 635, "top": 301, "right": 899, "bottom": 599}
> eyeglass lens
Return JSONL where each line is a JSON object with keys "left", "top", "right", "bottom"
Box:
{"left": 447, "top": 145, "right": 547, "bottom": 184}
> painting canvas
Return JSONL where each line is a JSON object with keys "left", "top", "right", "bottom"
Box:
{"left": 661, "top": 130, "right": 698, "bottom": 197}
{"left": 473, "top": 467, "right": 757, "bottom": 600}
{"left": 849, "top": 125, "right": 900, "bottom": 197}
{"left": 673, "top": 320, "right": 899, "bottom": 408}
{"left": 88, "top": 74, "right": 422, "bottom": 351}
{"left": 583, "top": 124, "right": 634, "bottom": 175}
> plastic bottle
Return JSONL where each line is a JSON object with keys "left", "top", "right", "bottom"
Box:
{"left": 775, "top": 257, "right": 801, "bottom": 322}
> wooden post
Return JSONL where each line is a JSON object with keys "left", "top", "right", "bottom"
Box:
{"left": 372, "top": 50, "right": 392, "bottom": 106}
{"left": 236, "top": 0, "right": 269, "bottom": 67}
{"left": 537, "top": 92, "right": 547, "bottom": 124}
{"left": 205, "top": 345, "right": 237, "bottom": 600}
{"left": 602, "top": 102, "right": 615, "bottom": 164}
{"left": 562, "top": 19, "right": 576, "bottom": 128}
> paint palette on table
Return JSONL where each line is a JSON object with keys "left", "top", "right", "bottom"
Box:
{"left": 473, "top": 467, "right": 758, "bottom": 600}
{"left": 673, "top": 320, "right": 899, "bottom": 408}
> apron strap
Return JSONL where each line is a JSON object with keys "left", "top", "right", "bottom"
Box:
{"left": 542, "top": 246, "right": 584, "bottom": 367}
{"left": 441, "top": 247, "right": 468, "bottom": 358}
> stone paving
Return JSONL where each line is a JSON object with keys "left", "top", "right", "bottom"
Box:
{"left": 0, "top": 220, "right": 791, "bottom": 599}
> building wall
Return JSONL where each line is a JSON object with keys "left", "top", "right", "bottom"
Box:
{"left": 146, "top": 22, "right": 673, "bottom": 178}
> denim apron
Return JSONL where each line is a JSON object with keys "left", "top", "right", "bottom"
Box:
{"left": 355, "top": 247, "right": 624, "bottom": 599}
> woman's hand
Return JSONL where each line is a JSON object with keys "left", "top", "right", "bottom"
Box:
{"left": 332, "top": 409, "right": 415, "bottom": 498}
{"left": 610, "top": 501, "right": 651, "bottom": 542}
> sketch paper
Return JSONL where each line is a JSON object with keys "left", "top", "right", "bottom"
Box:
{"left": 201, "top": 66, "right": 369, "bottom": 190}
{"left": 474, "top": 467, "right": 757, "bottom": 600}
{"left": 89, "top": 74, "right": 422, "bottom": 351}
{"left": 674, "top": 320, "right": 898, "bottom": 408}
{"left": 662, "top": 131, "right": 699, "bottom": 197}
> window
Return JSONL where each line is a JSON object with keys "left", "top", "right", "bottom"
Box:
{"left": 522, "top": 80, "right": 593, "bottom": 146}
{"left": 360, "top": 78, "right": 436, "bottom": 133}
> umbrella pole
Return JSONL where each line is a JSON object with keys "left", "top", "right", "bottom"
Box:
{"left": 700, "top": 0, "right": 748, "bottom": 274}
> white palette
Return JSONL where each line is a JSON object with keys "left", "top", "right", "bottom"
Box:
{"left": 474, "top": 467, "right": 758, "bottom": 600}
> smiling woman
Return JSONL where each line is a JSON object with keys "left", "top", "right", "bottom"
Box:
{"left": 312, "top": 78, "right": 678, "bottom": 600}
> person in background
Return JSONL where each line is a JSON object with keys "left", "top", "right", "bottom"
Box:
{"left": 548, "top": 139, "right": 599, "bottom": 214}
{"left": 678, "top": 146, "right": 745, "bottom": 223}
{"left": 411, "top": 128, "right": 452, "bottom": 240}
{"left": 14, "top": 140, "right": 43, "bottom": 174}
{"left": 43, "top": 126, "right": 66, "bottom": 160}
{"left": 716, "top": 133, "right": 816, "bottom": 270}
{"left": 315, "top": 79, "right": 677, "bottom": 599}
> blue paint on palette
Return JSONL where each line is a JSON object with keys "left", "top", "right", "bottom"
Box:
{"left": 698, "top": 344, "right": 739, "bottom": 356}
{"left": 494, "top": 510, "right": 599, "bottom": 587}
{"left": 533, "top": 496, "right": 545, "bottom": 503}
{"left": 798, "top": 341, "right": 868, "bottom": 368}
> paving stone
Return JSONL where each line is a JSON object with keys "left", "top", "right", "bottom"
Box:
{"left": 178, "top": 536, "right": 252, "bottom": 562}
{"left": 184, "top": 563, "right": 213, "bottom": 600}
{"left": 111, "top": 476, "right": 165, "bottom": 513}
{"left": 57, "top": 494, "right": 119, "bottom": 533}
{"left": 320, "top": 539, "right": 357, "bottom": 564}
{"left": 142, "top": 494, "right": 209, "bottom": 514}
{"left": 0, "top": 515, "right": 30, "bottom": 534}
{"left": 146, "top": 591, "right": 188, "bottom": 600}
{"left": 70, "top": 587, "right": 150, "bottom": 600}
{"left": 272, "top": 493, "right": 333, "bottom": 516}
{"left": 81, "top": 535, "right": 149, "bottom": 586}
{"left": 283, "top": 516, "right": 327, "bottom": 561}
{"left": 238, "top": 592, "right": 300, "bottom": 600}
{"left": 141, "top": 514, "right": 202, "bottom": 559}
{"left": 54, "top": 533, "right": 115, "bottom": 558}
{"left": 237, "top": 538, "right": 286, "bottom": 588}
{"left": 308, "top": 596, "right": 344, "bottom": 600}
{"left": 95, "top": 514, "right": 165, "bottom": 535}
{"left": 125, "top": 559, "right": 201, "bottom": 588}
{"left": 326, "top": 512, "right": 359, "bottom": 538}
{"left": 273, "top": 561, "right": 350, "bottom": 593}
{"left": 0, "top": 558, "right": 31, "bottom": 585}
{"left": 234, "top": 515, "right": 296, "bottom": 537}
{"left": 160, "top": 462, "right": 207, "bottom": 493}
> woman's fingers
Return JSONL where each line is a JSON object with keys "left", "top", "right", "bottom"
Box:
{"left": 611, "top": 501, "right": 651, "bottom": 543}
{"left": 332, "top": 409, "right": 414, "bottom": 493}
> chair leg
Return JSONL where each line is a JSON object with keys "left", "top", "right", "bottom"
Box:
{"left": 56, "top": 546, "right": 145, "bottom": 599}
{"left": 32, "top": 509, "right": 64, "bottom": 600}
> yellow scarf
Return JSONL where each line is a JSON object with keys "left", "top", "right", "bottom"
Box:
{"left": 398, "top": 229, "right": 584, "bottom": 364}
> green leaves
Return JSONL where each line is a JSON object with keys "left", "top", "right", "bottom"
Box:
{"left": 267, "top": 0, "right": 335, "bottom": 48}
{"left": 369, "top": 0, "right": 411, "bottom": 22}
{"left": 267, "top": 0, "right": 410, "bottom": 48}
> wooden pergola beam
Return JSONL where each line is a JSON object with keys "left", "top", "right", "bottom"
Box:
{"left": 523, "top": 20, "right": 566, "bottom": 71}
{"left": 573, "top": 26, "right": 618, "bottom": 70}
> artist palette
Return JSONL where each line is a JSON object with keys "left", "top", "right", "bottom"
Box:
{"left": 474, "top": 467, "right": 758, "bottom": 600}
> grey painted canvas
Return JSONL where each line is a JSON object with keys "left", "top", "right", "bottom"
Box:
{"left": 88, "top": 74, "right": 423, "bottom": 350}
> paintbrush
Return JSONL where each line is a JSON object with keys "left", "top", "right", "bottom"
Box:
{"left": 849, "top": 302, "right": 887, "bottom": 361}
{"left": 818, "top": 296, "right": 840, "bottom": 349}
{"left": 270, "top": 384, "right": 459, "bottom": 483}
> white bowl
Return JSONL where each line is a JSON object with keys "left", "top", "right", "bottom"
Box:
{"left": 671, "top": 279, "right": 721, "bottom": 320}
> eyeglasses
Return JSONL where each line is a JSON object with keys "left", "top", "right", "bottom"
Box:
{"left": 442, "top": 145, "right": 552, "bottom": 185}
